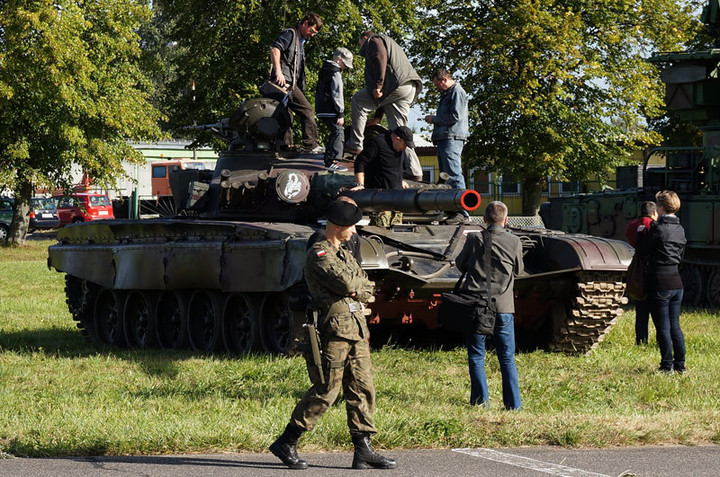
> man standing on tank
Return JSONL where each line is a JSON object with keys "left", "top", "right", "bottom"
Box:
{"left": 424, "top": 68, "right": 470, "bottom": 224}
{"left": 316, "top": 47, "right": 354, "bottom": 171}
{"left": 345, "top": 30, "right": 423, "bottom": 179}
{"left": 269, "top": 200, "right": 397, "bottom": 470}
{"left": 265, "top": 12, "right": 323, "bottom": 153}
{"left": 455, "top": 201, "right": 523, "bottom": 409}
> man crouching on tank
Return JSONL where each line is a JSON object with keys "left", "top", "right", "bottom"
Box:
{"left": 269, "top": 200, "right": 397, "bottom": 470}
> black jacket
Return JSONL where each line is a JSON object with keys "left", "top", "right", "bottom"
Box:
{"left": 354, "top": 132, "right": 404, "bottom": 190}
{"left": 636, "top": 214, "right": 686, "bottom": 290}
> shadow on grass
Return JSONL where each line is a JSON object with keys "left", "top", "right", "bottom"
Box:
{"left": 0, "top": 328, "right": 199, "bottom": 379}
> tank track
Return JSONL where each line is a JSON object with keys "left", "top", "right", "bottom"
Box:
{"left": 548, "top": 272, "right": 627, "bottom": 354}
{"left": 64, "top": 275, "right": 99, "bottom": 343}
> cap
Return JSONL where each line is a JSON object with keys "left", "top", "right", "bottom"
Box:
{"left": 333, "top": 47, "right": 354, "bottom": 69}
{"left": 393, "top": 126, "right": 415, "bottom": 148}
{"left": 325, "top": 200, "right": 362, "bottom": 226}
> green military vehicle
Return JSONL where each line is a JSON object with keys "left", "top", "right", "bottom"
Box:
{"left": 48, "top": 97, "right": 631, "bottom": 355}
{"left": 541, "top": 1, "right": 720, "bottom": 307}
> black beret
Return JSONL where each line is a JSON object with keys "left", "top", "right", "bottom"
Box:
{"left": 326, "top": 200, "right": 362, "bottom": 226}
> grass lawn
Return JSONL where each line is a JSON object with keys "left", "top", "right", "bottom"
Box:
{"left": 1, "top": 239, "right": 719, "bottom": 457}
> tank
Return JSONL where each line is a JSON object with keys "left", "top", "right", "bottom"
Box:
{"left": 540, "top": 2, "right": 720, "bottom": 307}
{"left": 48, "top": 97, "right": 631, "bottom": 355}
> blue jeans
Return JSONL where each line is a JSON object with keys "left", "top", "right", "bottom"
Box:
{"left": 321, "top": 117, "right": 344, "bottom": 163}
{"left": 466, "top": 313, "right": 521, "bottom": 410}
{"left": 436, "top": 139, "right": 466, "bottom": 188}
{"left": 649, "top": 288, "right": 685, "bottom": 371}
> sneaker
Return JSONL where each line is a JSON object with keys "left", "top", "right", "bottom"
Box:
{"left": 325, "top": 161, "right": 348, "bottom": 172}
{"left": 657, "top": 367, "right": 673, "bottom": 374}
{"left": 304, "top": 145, "right": 325, "bottom": 154}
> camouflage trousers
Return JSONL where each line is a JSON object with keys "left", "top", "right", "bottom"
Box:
{"left": 371, "top": 210, "right": 403, "bottom": 227}
{"left": 291, "top": 337, "right": 377, "bottom": 435}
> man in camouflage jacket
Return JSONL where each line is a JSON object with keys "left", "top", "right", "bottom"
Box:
{"left": 270, "top": 200, "right": 397, "bottom": 470}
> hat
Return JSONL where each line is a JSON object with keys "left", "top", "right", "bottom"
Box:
{"left": 393, "top": 126, "right": 415, "bottom": 148}
{"left": 325, "top": 200, "right": 362, "bottom": 226}
{"left": 333, "top": 47, "right": 354, "bottom": 69}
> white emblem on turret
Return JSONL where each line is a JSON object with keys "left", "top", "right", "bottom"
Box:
{"left": 284, "top": 172, "right": 302, "bottom": 199}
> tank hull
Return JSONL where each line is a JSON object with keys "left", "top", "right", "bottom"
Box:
{"left": 49, "top": 218, "right": 631, "bottom": 354}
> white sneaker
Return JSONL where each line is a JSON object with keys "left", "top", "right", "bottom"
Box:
{"left": 326, "top": 161, "right": 348, "bottom": 172}
{"left": 307, "top": 145, "right": 325, "bottom": 154}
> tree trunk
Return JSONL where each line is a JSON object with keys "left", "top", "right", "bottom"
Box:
{"left": 9, "top": 177, "right": 32, "bottom": 245}
{"left": 522, "top": 177, "right": 543, "bottom": 216}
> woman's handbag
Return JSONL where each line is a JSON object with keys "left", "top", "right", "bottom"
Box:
{"left": 438, "top": 229, "right": 497, "bottom": 335}
{"left": 626, "top": 253, "right": 646, "bottom": 301}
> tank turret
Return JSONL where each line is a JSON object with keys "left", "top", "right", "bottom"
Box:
{"left": 171, "top": 97, "right": 480, "bottom": 223}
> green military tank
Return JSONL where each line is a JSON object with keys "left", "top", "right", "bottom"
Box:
{"left": 540, "top": 1, "right": 720, "bottom": 307}
{"left": 48, "top": 97, "right": 631, "bottom": 355}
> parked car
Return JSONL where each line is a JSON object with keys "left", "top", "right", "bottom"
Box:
{"left": 0, "top": 197, "right": 12, "bottom": 241}
{"left": 54, "top": 193, "right": 115, "bottom": 226}
{"left": 29, "top": 197, "right": 61, "bottom": 231}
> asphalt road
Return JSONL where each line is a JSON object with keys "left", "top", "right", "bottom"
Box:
{"left": 1, "top": 445, "right": 719, "bottom": 477}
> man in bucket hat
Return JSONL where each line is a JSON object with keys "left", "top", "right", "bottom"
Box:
{"left": 270, "top": 200, "right": 397, "bottom": 470}
{"left": 316, "top": 47, "right": 354, "bottom": 171}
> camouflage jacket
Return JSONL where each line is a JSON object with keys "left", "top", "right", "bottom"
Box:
{"left": 304, "top": 238, "right": 374, "bottom": 341}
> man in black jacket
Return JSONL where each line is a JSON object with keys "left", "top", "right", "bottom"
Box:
{"left": 265, "top": 13, "right": 323, "bottom": 153}
{"left": 350, "top": 126, "right": 414, "bottom": 227}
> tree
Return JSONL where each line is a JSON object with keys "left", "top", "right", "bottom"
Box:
{"left": 0, "top": 0, "right": 164, "bottom": 244}
{"left": 414, "top": 0, "right": 701, "bottom": 215}
{"left": 150, "top": 0, "right": 431, "bottom": 136}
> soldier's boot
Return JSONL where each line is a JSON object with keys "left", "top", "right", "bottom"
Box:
{"left": 269, "top": 423, "right": 308, "bottom": 470}
{"left": 351, "top": 432, "right": 397, "bottom": 470}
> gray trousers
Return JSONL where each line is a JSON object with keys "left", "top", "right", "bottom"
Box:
{"left": 348, "top": 83, "right": 422, "bottom": 178}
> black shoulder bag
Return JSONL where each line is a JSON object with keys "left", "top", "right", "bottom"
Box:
{"left": 438, "top": 229, "right": 497, "bottom": 335}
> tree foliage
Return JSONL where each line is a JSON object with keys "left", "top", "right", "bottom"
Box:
{"left": 414, "top": 0, "right": 701, "bottom": 214}
{"left": 150, "top": 0, "right": 431, "bottom": 135}
{"left": 0, "top": 0, "right": 164, "bottom": 243}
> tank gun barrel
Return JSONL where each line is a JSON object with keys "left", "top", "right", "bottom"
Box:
{"left": 343, "top": 189, "right": 481, "bottom": 213}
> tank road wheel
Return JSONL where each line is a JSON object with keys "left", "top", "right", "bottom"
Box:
{"left": 259, "top": 292, "right": 295, "bottom": 354}
{"left": 187, "top": 290, "right": 222, "bottom": 352}
{"left": 222, "top": 293, "right": 259, "bottom": 353}
{"left": 65, "top": 276, "right": 100, "bottom": 343}
{"left": 707, "top": 270, "right": 720, "bottom": 308}
{"left": 124, "top": 291, "right": 157, "bottom": 349}
{"left": 155, "top": 291, "right": 188, "bottom": 349}
{"left": 679, "top": 265, "right": 703, "bottom": 306}
{"left": 94, "top": 288, "right": 126, "bottom": 347}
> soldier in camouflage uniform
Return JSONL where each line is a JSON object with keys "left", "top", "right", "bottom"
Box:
{"left": 270, "top": 200, "right": 397, "bottom": 470}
